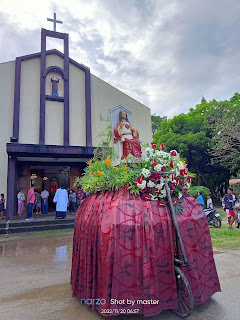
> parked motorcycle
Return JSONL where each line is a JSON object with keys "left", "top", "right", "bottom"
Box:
{"left": 204, "top": 208, "right": 222, "bottom": 228}
{"left": 235, "top": 212, "right": 240, "bottom": 228}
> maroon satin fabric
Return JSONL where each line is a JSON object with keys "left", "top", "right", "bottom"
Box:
{"left": 71, "top": 187, "right": 220, "bottom": 317}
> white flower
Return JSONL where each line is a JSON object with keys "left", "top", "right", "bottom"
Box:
{"left": 142, "top": 168, "right": 151, "bottom": 178}
{"left": 145, "top": 147, "right": 151, "bottom": 154}
{"left": 155, "top": 150, "right": 161, "bottom": 156}
{"left": 154, "top": 164, "right": 162, "bottom": 171}
{"left": 151, "top": 195, "right": 157, "bottom": 201}
{"left": 156, "top": 182, "right": 164, "bottom": 189}
{"left": 137, "top": 180, "right": 147, "bottom": 190}
{"left": 161, "top": 189, "right": 167, "bottom": 198}
{"left": 147, "top": 180, "right": 155, "bottom": 188}
{"left": 178, "top": 192, "right": 183, "bottom": 199}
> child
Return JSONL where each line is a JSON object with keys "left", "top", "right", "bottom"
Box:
{"left": 206, "top": 195, "right": 213, "bottom": 209}
{"left": 0, "top": 194, "right": 5, "bottom": 220}
{"left": 222, "top": 187, "right": 236, "bottom": 229}
{"left": 197, "top": 191, "right": 204, "bottom": 207}
{"left": 35, "top": 191, "right": 42, "bottom": 214}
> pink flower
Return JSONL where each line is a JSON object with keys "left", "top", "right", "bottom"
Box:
{"left": 161, "top": 165, "right": 167, "bottom": 172}
{"left": 142, "top": 193, "right": 152, "bottom": 201}
{"left": 151, "top": 143, "right": 157, "bottom": 149}
{"left": 172, "top": 198, "right": 179, "bottom": 205}
{"left": 170, "top": 150, "right": 177, "bottom": 156}
{"left": 182, "top": 187, "right": 188, "bottom": 193}
{"left": 151, "top": 159, "right": 157, "bottom": 167}
{"left": 170, "top": 159, "right": 174, "bottom": 169}
{"left": 159, "top": 144, "right": 165, "bottom": 151}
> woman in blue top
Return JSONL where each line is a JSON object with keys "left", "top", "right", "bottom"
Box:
{"left": 197, "top": 191, "right": 204, "bottom": 207}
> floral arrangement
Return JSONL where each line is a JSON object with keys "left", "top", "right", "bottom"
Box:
{"left": 75, "top": 143, "right": 194, "bottom": 206}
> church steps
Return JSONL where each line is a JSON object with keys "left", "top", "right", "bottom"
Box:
{"left": 0, "top": 218, "right": 75, "bottom": 234}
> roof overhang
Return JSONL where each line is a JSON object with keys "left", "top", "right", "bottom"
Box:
{"left": 6, "top": 143, "right": 95, "bottom": 160}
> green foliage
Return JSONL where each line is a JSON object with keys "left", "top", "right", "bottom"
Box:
{"left": 153, "top": 96, "right": 232, "bottom": 199}
{"left": 188, "top": 186, "right": 211, "bottom": 198}
{"left": 151, "top": 113, "right": 167, "bottom": 133}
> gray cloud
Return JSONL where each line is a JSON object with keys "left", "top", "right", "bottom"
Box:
{"left": 1, "top": 0, "right": 240, "bottom": 118}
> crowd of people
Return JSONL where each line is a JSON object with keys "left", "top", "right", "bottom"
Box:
{"left": 14, "top": 184, "right": 87, "bottom": 221}
{"left": 197, "top": 188, "right": 240, "bottom": 229}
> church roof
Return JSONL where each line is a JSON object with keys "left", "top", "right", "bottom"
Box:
{"left": 17, "top": 49, "right": 89, "bottom": 72}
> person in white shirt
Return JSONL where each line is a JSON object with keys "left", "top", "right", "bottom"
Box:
{"left": 41, "top": 189, "right": 49, "bottom": 214}
{"left": 206, "top": 195, "right": 213, "bottom": 209}
{"left": 17, "top": 189, "right": 25, "bottom": 216}
{"left": 53, "top": 184, "right": 68, "bottom": 219}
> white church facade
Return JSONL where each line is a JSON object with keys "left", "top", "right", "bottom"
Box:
{"left": 0, "top": 28, "right": 152, "bottom": 220}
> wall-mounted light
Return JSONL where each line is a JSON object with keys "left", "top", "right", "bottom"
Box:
{"left": 43, "top": 177, "right": 48, "bottom": 181}
{"left": 31, "top": 174, "right": 37, "bottom": 180}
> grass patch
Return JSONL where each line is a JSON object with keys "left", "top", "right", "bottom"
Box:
{"left": 210, "top": 225, "right": 240, "bottom": 249}
{"left": 34, "top": 229, "right": 74, "bottom": 235}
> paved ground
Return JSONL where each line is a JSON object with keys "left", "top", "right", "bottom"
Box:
{"left": 0, "top": 233, "right": 239, "bottom": 320}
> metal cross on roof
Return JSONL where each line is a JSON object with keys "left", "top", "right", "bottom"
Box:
{"left": 47, "top": 13, "right": 63, "bottom": 32}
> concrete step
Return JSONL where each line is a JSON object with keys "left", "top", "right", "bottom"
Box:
{"left": 0, "top": 217, "right": 75, "bottom": 229}
{"left": 0, "top": 221, "right": 75, "bottom": 234}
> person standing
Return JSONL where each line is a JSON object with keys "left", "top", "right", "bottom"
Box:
{"left": 41, "top": 189, "right": 49, "bottom": 214}
{"left": 26, "top": 184, "right": 35, "bottom": 221}
{"left": 76, "top": 186, "right": 85, "bottom": 207}
{"left": 223, "top": 187, "right": 236, "bottom": 229}
{"left": 69, "top": 189, "right": 77, "bottom": 214}
{"left": 17, "top": 189, "right": 25, "bottom": 216}
{"left": 206, "top": 195, "right": 213, "bottom": 209}
{"left": 35, "top": 191, "right": 41, "bottom": 214}
{"left": 197, "top": 191, "right": 204, "bottom": 207}
{"left": 0, "top": 194, "right": 5, "bottom": 220}
{"left": 53, "top": 183, "right": 68, "bottom": 219}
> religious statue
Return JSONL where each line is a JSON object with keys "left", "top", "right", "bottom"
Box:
{"left": 113, "top": 111, "right": 142, "bottom": 160}
{"left": 51, "top": 74, "right": 60, "bottom": 96}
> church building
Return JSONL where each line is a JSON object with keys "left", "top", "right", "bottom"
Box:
{"left": 0, "top": 21, "right": 152, "bottom": 220}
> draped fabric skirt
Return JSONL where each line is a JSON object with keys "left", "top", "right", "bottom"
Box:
{"left": 71, "top": 187, "right": 221, "bottom": 317}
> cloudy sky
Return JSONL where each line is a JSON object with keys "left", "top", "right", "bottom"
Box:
{"left": 1, "top": 0, "right": 240, "bottom": 118}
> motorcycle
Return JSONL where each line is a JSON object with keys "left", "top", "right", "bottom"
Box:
{"left": 204, "top": 208, "right": 222, "bottom": 228}
{"left": 235, "top": 212, "right": 240, "bottom": 228}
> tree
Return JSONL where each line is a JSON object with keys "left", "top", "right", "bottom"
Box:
{"left": 151, "top": 114, "right": 167, "bottom": 134}
{"left": 207, "top": 93, "right": 240, "bottom": 172}
{"left": 153, "top": 99, "right": 230, "bottom": 199}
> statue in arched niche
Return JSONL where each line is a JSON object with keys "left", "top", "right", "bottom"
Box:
{"left": 51, "top": 74, "right": 60, "bottom": 97}
{"left": 113, "top": 111, "right": 142, "bottom": 160}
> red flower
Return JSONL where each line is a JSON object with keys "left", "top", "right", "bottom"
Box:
{"left": 182, "top": 187, "right": 188, "bottom": 193}
{"left": 136, "top": 175, "right": 145, "bottom": 184}
{"left": 142, "top": 193, "right": 152, "bottom": 201}
{"left": 169, "top": 188, "right": 174, "bottom": 194}
{"left": 171, "top": 174, "right": 175, "bottom": 181}
{"left": 170, "top": 159, "right": 174, "bottom": 168}
{"left": 155, "top": 188, "right": 161, "bottom": 194}
{"left": 187, "top": 176, "right": 193, "bottom": 183}
{"left": 172, "top": 198, "right": 179, "bottom": 205}
{"left": 180, "top": 169, "right": 185, "bottom": 176}
{"left": 159, "top": 144, "right": 165, "bottom": 151}
{"left": 157, "top": 199, "right": 167, "bottom": 206}
{"left": 170, "top": 150, "right": 177, "bottom": 156}
{"left": 149, "top": 172, "right": 161, "bottom": 183}
{"left": 151, "top": 143, "right": 157, "bottom": 149}
{"left": 161, "top": 165, "right": 167, "bottom": 172}
{"left": 151, "top": 159, "right": 157, "bottom": 167}
{"left": 175, "top": 178, "right": 182, "bottom": 185}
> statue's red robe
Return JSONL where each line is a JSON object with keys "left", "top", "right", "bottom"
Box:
{"left": 113, "top": 121, "right": 142, "bottom": 160}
